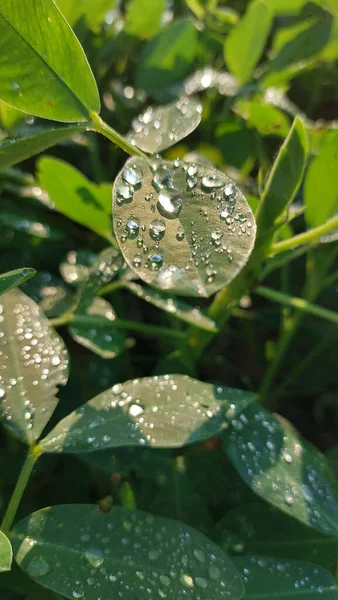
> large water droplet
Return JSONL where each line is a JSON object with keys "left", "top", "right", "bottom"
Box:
{"left": 128, "top": 403, "right": 144, "bottom": 417}
{"left": 195, "top": 577, "right": 208, "bottom": 589}
{"left": 123, "top": 165, "right": 143, "bottom": 186}
{"left": 147, "top": 247, "right": 164, "bottom": 270}
{"left": 201, "top": 175, "right": 224, "bottom": 190}
{"left": 85, "top": 547, "right": 104, "bottom": 568}
{"left": 117, "top": 184, "right": 133, "bottom": 203}
{"left": 126, "top": 216, "right": 140, "bottom": 238}
{"left": 152, "top": 165, "right": 174, "bottom": 191}
{"left": 149, "top": 218, "right": 166, "bottom": 241}
{"left": 26, "top": 556, "right": 51, "bottom": 578}
{"left": 157, "top": 187, "right": 183, "bottom": 220}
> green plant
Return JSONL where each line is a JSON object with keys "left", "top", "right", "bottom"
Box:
{"left": 0, "top": 0, "right": 338, "bottom": 598}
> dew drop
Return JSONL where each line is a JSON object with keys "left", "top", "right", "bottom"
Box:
{"left": 176, "top": 226, "right": 185, "bottom": 241}
{"left": 122, "top": 164, "right": 143, "bottom": 186}
{"left": 152, "top": 165, "right": 174, "bottom": 191}
{"left": 201, "top": 175, "right": 224, "bottom": 190}
{"left": 195, "top": 577, "right": 208, "bottom": 589}
{"left": 157, "top": 187, "right": 183, "bottom": 220}
{"left": 117, "top": 184, "right": 133, "bottom": 203}
{"left": 209, "top": 566, "right": 221, "bottom": 580}
{"left": 26, "top": 556, "right": 51, "bottom": 578}
{"left": 193, "top": 549, "right": 206, "bottom": 562}
{"left": 133, "top": 254, "right": 142, "bottom": 268}
{"left": 85, "top": 547, "right": 104, "bottom": 568}
{"left": 126, "top": 216, "right": 140, "bottom": 238}
{"left": 149, "top": 218, "right": 166, "bottom": 241}
{"left": 128, "top": 403, "right": 144, "bottom": 417}
{"left": 148, "top": 549, "right": 160, "bottom": 560}
{"left": 180, "top": 574, "right": 194, "bottom": 588}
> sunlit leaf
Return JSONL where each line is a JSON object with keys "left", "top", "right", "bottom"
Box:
{"left": 125, "top": 0, "right": 165, "bottom": 39}
{"left": 56, "top": 0, "right": 116, "bottom": 29}
{"left": 40, "top": 375, "right": 255, "bottom": 453}
{"left": 224, "top": 0, "right": 272, "bottom": 84}
{"left": 0, "top": 0, "right": 100, "bottom": 121}
{"left": 234, "top": 556, "right": 338, "bottom": 598}
{"left": 234, "top": 99, "right": 290, "bottom": 138}
{"left": 0, "top": 289, "right": 69, "bottom": 443}
{"left": 38, "top": 157, "right": 112, "bottom": 238}
{"left": 113, "top": 156, "right": 256, "bottom": 298}
{"left": 128, "top": 97, "right": 203, "bottom": 153}
{"left": 12, "top": 504, "right": 244, "bottom": 600}
{"left": 0, "top": 124, "right": 88, "bottom": 170}
{"left": 0, "top": 267, "right": 36, "bottom": 296}
{"left": 304, "top": 132, "right": 338, "bottom": 228}
{"left": 223, "top": 403, "right": 338, "bottom": 536}
{"left": 0, "top": 100, "right": 25, "bottom": 131}
{"left": 0, "top": 531, "right": 12, "bottom": 573}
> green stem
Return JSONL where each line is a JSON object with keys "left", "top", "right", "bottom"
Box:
{"left": 50, "top": 313, "right": 186, "bottom": 341}
{"left": 270, "top": 215, "right": 338, "bottom": 255}
{"left": 98, "top": 280, "right": 126, "bottom": 296}
{"left": 1, "top": 450, "right": 39, "bottom": 531}
{"left": 255, "top": 285, "right": 338, "bottom": 326}
{"left": 89, "top": 113, "right": 147, "bottom": 159}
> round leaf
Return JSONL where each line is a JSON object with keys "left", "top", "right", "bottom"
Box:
{"left": 12, "top": 504, "right": 244, "bottom": 600}
{"left": 0, "top": 531, "right": 12, "bottom": 573}
{"left": 0, "top": 289, "right": 69, "bottom": 444}
{"left": 113, "top": 156, "right": 256, "bottom": 298}
{"left": 40, "top": 375, "right": 256, "bottom": 453}
{"left": 128, "top": 97, "right": 203, "bottom": 153}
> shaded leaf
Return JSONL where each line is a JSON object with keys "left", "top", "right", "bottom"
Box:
{"left": 0, "top": 268, "right": 35, "bottom": 296}
{"left": 304, "top": 132, "right": 338, "bottom": 228}
{"left": 234, "top": 556, "right": 338, "bottom": 598}
{"left": 125, "top": 0, "right": 165, "bottom": 39}
{"left": 125, "top": 280, "right": 218, "bottom": 332}
{"left": 0, "top": 199, "right": 65, "bottom": 240}
{"left": 40, "top": 375, "right": 255, "bottom": 453}
{"left": 113, "top": 156, "right": 256, "bottom": 298}
{"left": 128, "top": 97, "right": 203, "bottom": 153}
{"left": 56, "top": 0, "right": 116, "bottom": 29}
{"left": 0, "top": 289, "right": 69, "bottom": 443}
{"left": 136, "top": 19, "right": 198, "bottom": 94}
{"left": 22, "top": 271, "right": 74, "bottom": 318}
{"left": 60, "top": 250, "right": 98, "bottom": 286}
{"left": 38, "top": 157, "right": 112, "bottom": 238}
{"left": 0, "top": 0, "right": 100, "bottom": 121}
{"left": 235, "top": 100, "right": 290, "bottom": 138}
{"left": 75, "top": 248, "right": 123, "bottom": 312}
{"left": 223, "top": 403, "right": 338, "bottom": 536}
{"left": 224, "top": 0, "right": 272, "bottom": 84}
{"left": 0, "top": 124, "right": 88, "bottom": 170}
{"left": 12, "top": 504, "right": 244, "bottom": 600}
{"left": 215, "top": 502, "right": 338, "bottom": 569}
{"left": 0, "top": 101, "right": 25, "bottom": 131}
{"left": 0, "top": 532, "right": 12, "bottom": 573}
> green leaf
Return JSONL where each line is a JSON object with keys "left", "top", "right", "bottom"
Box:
{"left": 0, "top": 289, "right": 69, "bottom": 444}
{"left": 0, "top": 268, "right": 36, "bottom": 296}
{"left": 215, "top": 502, "right": 338, "bottom": 569}
{"left": 113, "top": 156, "right": 256, "bottom": 298}
{"left": 128, "top": 96, "right": 203, "bottom": 153}
{"left": 223, "top": 403, "right": 338, "bottom": 536}
{"left": 0, "top": 100, "right": 25, "bottom": 131}
{"left": 234, "top": 556, "right": 338, "bottom": 598}
{"left": 124, "top": 280, "right": 218, "bottom": 332}
{"left": 255, "top": 118, "right": 307, "bottom": 243}
{"left": 37, "top": 157, "right": 112, "bottom": 238}
{"left": 70, "top": 297, "right": 126, "bottom": 359}
{"left": 125, "top": 0, "right": 165, "bottom": 39}
{"left": 12, "top": 504, "right": 244, "bottom": 600}
{"left": 268, "top": 0, "right": 308, "bottom": 14}
{"left": 0, "top": 0, "right": 100, "bottom": 122}
{"left": 75, "top": 248, "right": 123, "bottom": 312}
{"left": 56, "top": 0, "right": 116, "bottom": 29}
{"left": 234, "top": 100, "right": 290, "bottom": 138}
{"left": 40, "top": 375, "right": 255, "bottom": 453}
{"left": 22, "top": 271, "right": 74, "bottom": 318}
{"left": 0, "top": 198, "right": 65, "bottom": 240}
{"left": 60, "top": 250, "right": 98, "bottom": 286}
{"left": 0, "top": 124, "right": 88, "bottom": 170}
{"left": 0, "top": 531, "right": 12, "bottom": 573}
{"left": 224, "top": 0, "right": 272, "bottom": 84}
{"left": 304, "top": 133, "right": 338, "bottom": 228}
{"left": 136, "top": 19, "right": 198, "bottom": 94}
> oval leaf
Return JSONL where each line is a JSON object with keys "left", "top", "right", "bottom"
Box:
{"left": 128, "top": 97, "right": 203, "bottom": 153}
{"left": 0, "top": 267, "right": 36, "bottom": 296}
{"left": 234, "top": 556, "right": 338, "bottom": 598}
{"left": 75, "top": 248, "right": 123, "bottom": 311}
{"left": 0, "top": 531, "right": 12, "bottom": 573}
{"left": 223, "top": 403, "right": 338, "bottom": 536}
{"left": 0, "top": 124, "right": 88, "bottom": 170}
{"left": 40, "top": 375, "right": 255, "bottom": 453}
{"left": 12, "top": 504, "right": 244, "bottom": 600}
{"left": 113, "top": 156, "right": 256, "bottom": 298}
{"left": 0, "top": 0, "right": 100, "bottom": 121}
{"left": 0, "top": 289, "right": 69, "bottom": 443}
{"left": 304, "top": 132, "right": 338, "bottom": 228}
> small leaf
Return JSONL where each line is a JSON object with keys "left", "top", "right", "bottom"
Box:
{"left": 304, "top": 133, "right": 338, "bottom": 228}
{"left": 125, "top": 280, "right": 218, "bottom": 332}
{"left": 40, "top": 375, "right": 255, "bottom": 453}
{"left": 223, "top": 403, "right": 338, "bottom": 536}
{"left": 113, "top": 156, "right": 256, "bottom": 298}
{"left": 12, "top": 504, "right": 244, "bottom": 600}
{"left": 125, "top": 0, "right": 165, "bottom": 39}
{"left": 0, "top": 0, "right": 100, "bottom": 121}
{"left": 56, "top": 0, "right": 116, "bottom": 29}
{"left": 0, "top": 267, "right": 36, "bottom": 296}
{"left": 255, "top": 117, "right": 307, "bottom": 241}
{"left": 224, "top": 0, "right": 272, "bottom": 84}
{"left": 234, "top": 100, "right": 290, "bottom": 138}
{"left": 128, "top": 96, "right": 203, "bottom": 153}
{"left": 215, "top": 502, "right": 338, "bottom": 569}
{"left": 0, "top": 531, "right": 12, "bottom": 573}
{"left": 234, "top": 556, "right": 338, "bottom": 598}
{"left": 0, "top": 289, "right": 69, "bottom": 444}
{"left": 70, "top": 297, "right": 126, "bottom": 359}
{"left": 136, "top": 19, "right": 198, "bottom": 95}
{"left": 38, "top": 157, "right": 112, "bottom": 238}
{"left": 0, "top": 124, "right": 88, "bottom": 170}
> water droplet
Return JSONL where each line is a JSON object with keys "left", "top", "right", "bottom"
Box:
{"left": 201, "top": 175, "right": 224, "bottom": 190}
{"left": 117, "top": 184, "right": 133, "bottom": 203}
{"left": 180, "top": 574, "right": 194, "bottom": 588}
{"left": 85, "top": 548, "right": 104, "bottom": 568}
{"left": 72, "top": 588, "right": 84, "bottom": 599}
{"left": 195, "top": 577, "right": 208, "bottom": 589}
{"left": 147, "top": 247, "right": 164, "bottom": 270}
{"left": 149, "top": 218, "right": 166, "bottom": 241}
{"left": 157, "top": 187, "right": 183, "bottom": 220}
{"left": 133, "top": 254, "right": 142, "bottom": 268}
{"left": 193, "top": 549, "right": 206, "bottom": 562}
{"left": 285, "top": 494, "right": 295, "bottom": 506}
{"left": 209, "top": 566, "right": 221, "bottom": 580}
{"left": 148, "top": 549, "right": 160, "bottom": 560}
{"left": 159, "top": 575, "right": 170, "bottom": 586}
{"left": 0, "top": 388, "right": 5, "bottom": 399}
{"left": 126, "top": 216, "right": 140, "bottom": 238}
{"left": 123, "top": 164, "right": 143, "bottom": 186}
{"left": 176, "top": 226, "right": 185, "bottom": 241}
{"left": 128, "top": 403, "right": 144, "bottom": 417}
{"left": 26, "top": 556, "right": 51, "bottom": 578}
{"left": 152, "top": 165, "right": 174, "bottom": 191}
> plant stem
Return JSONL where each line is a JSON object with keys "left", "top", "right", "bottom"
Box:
{"left": 89, "top": 113, "right": 147, "bottom": 159}
{"left": 50, "top": 313, "right": 186, "bottom": 341}
{"left": 98, "top": 280, "right": 126, "bottom": 296}
{"left": 255, "top": 285, "right": 338, "bottom": 326}
{"left": 270, "top": 215, "right": 338, "bottom": 255}
{"left": 1, "top": 449, "right": 39, "bottom": 532}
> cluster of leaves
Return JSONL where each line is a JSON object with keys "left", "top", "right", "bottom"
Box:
{"left": 0, "top": 0, "right": 338, "bottom": 599}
